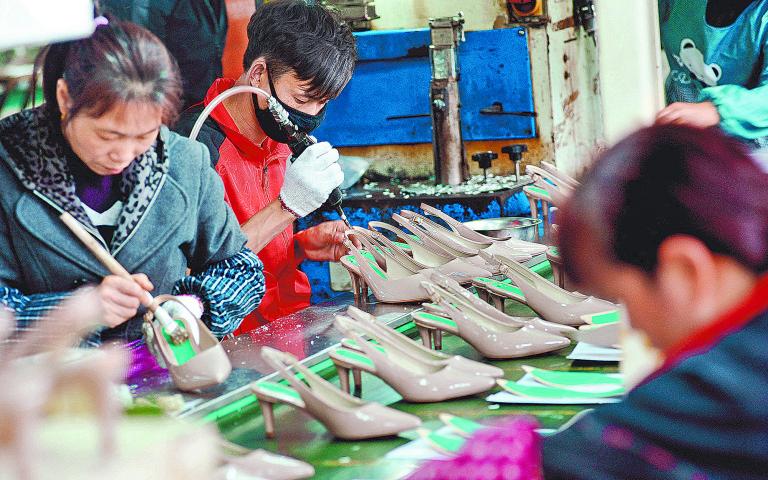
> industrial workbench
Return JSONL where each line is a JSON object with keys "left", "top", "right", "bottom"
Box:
{"left": 130, "top": 257, "right": 618, "bottom": 479}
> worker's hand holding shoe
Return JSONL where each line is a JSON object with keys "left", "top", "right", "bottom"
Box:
{"left": 280, "top": 142, "right": 344, "bottom": 218}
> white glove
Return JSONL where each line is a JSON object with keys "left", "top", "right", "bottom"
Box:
{"left": 160, "top": 295, "right": 203, "bottom": 343}
{"left": 279, "top": 142, "right": 344, "bottom": 218}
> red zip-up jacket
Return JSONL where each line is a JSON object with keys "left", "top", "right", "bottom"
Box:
{"left": 175, "top": 78, "right": 311, "bottom": 333}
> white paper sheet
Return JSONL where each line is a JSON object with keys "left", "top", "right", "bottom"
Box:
{"left": 566, "top": 341, "right": 622, "bottom": 362}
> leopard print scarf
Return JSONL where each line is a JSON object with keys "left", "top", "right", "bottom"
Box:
{"left": 0, "top": 106, "right": 169, "bottom": 252}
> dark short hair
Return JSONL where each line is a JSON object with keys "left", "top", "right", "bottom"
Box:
{"left": 559, "top": 125, "right": 768, "bottom": 279}
{"left": 37, "top": 18, "right": 183, "bottom": 125}
{"left": 243, "top": 0, "right": 357, "bottom": 100}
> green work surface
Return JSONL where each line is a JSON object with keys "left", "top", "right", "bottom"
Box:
{"left": 213, "top": 269, "right": 619, "bottom": 479}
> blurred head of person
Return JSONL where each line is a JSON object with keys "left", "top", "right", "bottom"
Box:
{"left": 559, "top": 125, "right": 768, "bottom": 349}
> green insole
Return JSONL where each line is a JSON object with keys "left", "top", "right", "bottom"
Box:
{"left": 412, "top": 312, "right": 458, "bottom": 330}
{"left": 162, "top": 319, "right": 196, "bottom": 365}
{"left": 253, "top": 381, "right": 302, "bottom": 403}
{"left": 332, "top": 348, "right": 376, "bottom": 369}
{"left": 473, "top": 278, "right": 525, "bottom": 299}
{"left": 498, "top": 379, "right": 624, "bottom": 399}
{"left": 524, "top": 185, "right": 552, "bottom": 200}
{"left": 344, "top": 254, "right": 388, "bottom": 279}
{"left": 341, "top": 339, "right": 385, "bottom": 354}
{"left": 442, "top": 415, "right": 484, "bottom": 436}
{"left": 584, "top": 310, "right": 621, "bottom": 325}
{"left": 527, "top": 367, "right": 623, "bottom": 388}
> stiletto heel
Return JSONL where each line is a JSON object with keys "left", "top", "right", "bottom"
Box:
{"left": 337, "top": 364, "right": 351, "bottom": 394}
{"left": 476, "top": 288, "right": 490, "bottom": 303}
{"left": 491, "top": 294, "right": 505, "bottom": 311}
{"left": 353, "top": 368, "right": 363, "bottom": 394}
{"left": 433, "top": 329, "right": 443, "bottom": 350}
{"left": 330, "top": 354, "right": 363, "bottom": 395}
{"left": 341, "top": 255, "right": 371, "bottom": 305}
{"left": 418, "top": 325, "right": 434, "bottom": 348}
{"left": 547, "top": 246, "right": 565, "bottom": 288}
{"left": 528, "top": 196, "right": 538, "bottom": 220}
{"left": 253, "top": 347, "right": 420, "bottom": 440}
{"left": 260, "top": 399, "right": 276, "bottom": 439}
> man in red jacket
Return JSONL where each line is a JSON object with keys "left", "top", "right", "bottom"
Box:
{"left": 175, "top": 0, "right": 357, "bottom": 332}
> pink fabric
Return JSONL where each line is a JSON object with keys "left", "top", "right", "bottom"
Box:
{"left": 408, "top": 417, "right": 543, "bottom": 480}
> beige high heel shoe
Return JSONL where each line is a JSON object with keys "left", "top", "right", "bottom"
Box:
{"left": 370, "top": 219, "right": 510, "bottom": 277}
{"left": 419, "top": 203, "right": 549, "bottom": 255}
{"left": 369, "top": 220, "right": 456, "bottom": 267}
{"left": 330, "top": 315, "right": 496, "bottom": 403}
{"left": 340, "top": 232, "right": 433, "bottom": 303}
{"left": 143, "top": 294, "right": 232, "bottom": 392}
{"left": 526, "top": 165, "right": 574, "bottom": 208}
{"left": 398, "top": 210, "right": 540, "bottom": 261}
{"left": 252, "top": 347, "right": 421, "bottom": 440}
{"left": 426, "top": 272, "right": 577, "bottom": 339}
{"left": 341, "top": 306, "right": 503, "bottom": 379}
{"left": 414, "top": 281, "right": 571, "bottom": 359}
{"left": 353, "top": 226, "right": 495, "bottom": 282}
{"left": 480, "top": 251, "right": 620, "bottom": 326}
{"left": 217, "top": 449, "right": 314, "bottom": 480}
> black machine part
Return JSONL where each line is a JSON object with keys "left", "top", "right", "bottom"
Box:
{"left": 266, "top": 97, "right": 348, "bottom": 224}
{"left": 501, "top": 144, "right": 528, "bottom": 182}
{"left": 471, "top": 151, "right": 498, "bottom": 181}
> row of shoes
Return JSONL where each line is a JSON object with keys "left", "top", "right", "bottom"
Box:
{"left": 340, "top": 203, "right": 548, "bottom": 304}
{"left": 523, "top": 161, "right": 579, "bottom": 210}
{"left": 250, "top": 306, "right": 503, "bottom": 442}
{"left": 414, "top": 271, "right": 574, "bottom": 359}
{"left": 471, "top": 250, "right": 624, "bottom": 346}
{"left": 241, "top": 251, "right": 620, "bottom": 477}
{"left": 249, "top": 269, "right": 607, "bottom": 444}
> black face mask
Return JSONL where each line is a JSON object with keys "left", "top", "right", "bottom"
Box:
{"left": 253, "top": 67, "right": 327, "bottom": 144}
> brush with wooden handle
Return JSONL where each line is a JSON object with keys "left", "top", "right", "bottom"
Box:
{"left": 59, "top": 211, "right": 188, "bottom": 345}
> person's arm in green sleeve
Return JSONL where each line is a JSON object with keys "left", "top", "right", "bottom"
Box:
{"left": 700, "top": 40, "right": 768, "bottom": 141}
{"left": 700, "top": 81, "right": 768, "bottom": 140}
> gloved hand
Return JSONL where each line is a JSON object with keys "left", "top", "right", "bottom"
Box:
{"left": 279, "top": 142, "right": 344, "bottom": 218}
{"left": 161, "top": 295, "right": 204, "bottom": 322}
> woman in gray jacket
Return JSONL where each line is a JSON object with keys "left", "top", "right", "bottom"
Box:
{"left": 0, "top": 17, "right": 265, "bottom": 347}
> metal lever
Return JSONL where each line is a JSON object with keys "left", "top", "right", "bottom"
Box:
{"left": 501, "top": 144, "right": 528, "bottom": 183}
{"left": 471, "top": 151, "right": 498, "bottom": 182}
{"left": 480, "top": 102, "right": 537, "bottom": 117}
